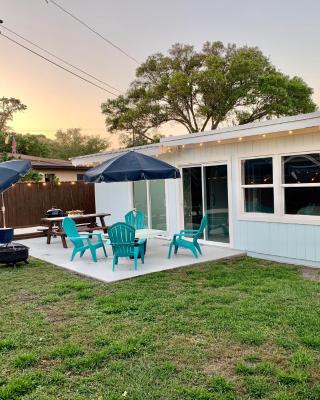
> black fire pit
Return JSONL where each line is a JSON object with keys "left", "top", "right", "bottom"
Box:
{"left": 0, "top": 244, "right": 29, "bottom": 267}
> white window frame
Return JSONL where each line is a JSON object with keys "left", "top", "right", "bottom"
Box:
{"left": 281, "top": 151, "right": 320, "bottom": 222}
{"left": 238, "top": 150, "right": 320, "bottom": 225}
{"left": 239, "top": 155, "right": 276, "bottom": 218}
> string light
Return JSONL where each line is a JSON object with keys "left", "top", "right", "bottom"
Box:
{"left": 71, "top": 181, "right": 76, "bottom": 185}
{"left": 217, "top": 140, "right": 221, "bottom": 144}
{"left": 262, "top": 134, "right": 266, "bottom": 138}
{"left": 238, "top": 137, "right": 243, "bottom": 141}
{"left": 200, "top": 143, "right": 203, "bottom": 147}
{"left": 289, "top": 130, "right": 293, "bottom": 134}
{"left": 27, "top": 182, "right": 32, "bottom": 187}
{"left": 42, "top": 182, "right": 47, "bottom": 186}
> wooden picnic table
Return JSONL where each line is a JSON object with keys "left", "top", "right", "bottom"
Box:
{"left": 41, "top": 212, "right": 111, "bottom": 248}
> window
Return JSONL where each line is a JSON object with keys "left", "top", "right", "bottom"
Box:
{"left": 77, "top": 174, "right": 84, "bottom": 181}
{"left": 45, "top": 173, "right": 56, "bottom": 183}
{"left": 241, "top": 158, "right": 274, "bottom": 213}
{"left": 282, "top": 153, "right": 320, "bottom": 216}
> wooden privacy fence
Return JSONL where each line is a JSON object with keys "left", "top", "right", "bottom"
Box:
{"left": 0, "top": 181, "right": 96, "bottom": 228}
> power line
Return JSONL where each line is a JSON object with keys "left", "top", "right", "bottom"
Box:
{"left": 46, "top": 0, "right": 140, "bottom": 65}
{"left": 0, "top": 32, "right": 118, "bottom": 96}
{"left": 1, "top": 25, "right": 122, "bottom": 94}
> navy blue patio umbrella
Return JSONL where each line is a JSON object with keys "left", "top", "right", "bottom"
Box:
{"left": 84, "top": 151, "right": 180, "bottom": 183}
{"left": 0, "top": 160, "right": 31, "bottom": 227}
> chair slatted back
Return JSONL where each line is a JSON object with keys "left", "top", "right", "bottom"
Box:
{"left": 108, "top": 222, "right": 136, "bottom": 257}
{"left": 125, "top": 210, "right": 145, "bottom": 229}
{"left": 62, "top": 217, "right": 84, "bottom": 248}
{"left": 194, "top": 214, "right": 208, "bottom": 242}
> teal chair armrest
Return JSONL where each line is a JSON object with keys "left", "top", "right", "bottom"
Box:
{"left": 173, "top": 233, "right": 196, "bottom": 239}
{"left": 67, "top": 236, "right": 90, "bottom": 240}
{"left": 111, "top": 242, "right": 136, "bottom": 246}
{"left": 79, "top": 233, "right": 102, "bottom": 238}
{"left": 137, "top": 239, "right": 146, "bottom": 245}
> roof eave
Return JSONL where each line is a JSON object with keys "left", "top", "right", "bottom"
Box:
{"left": 71, "top": 143, "right": 161, "bottom": 166}
{"left": 160, "top": 112, "right": 320, "bottom": 147}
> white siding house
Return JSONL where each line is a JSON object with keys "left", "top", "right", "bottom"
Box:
{"left": 72, "top": 112, "right": 320, "bottom": 268}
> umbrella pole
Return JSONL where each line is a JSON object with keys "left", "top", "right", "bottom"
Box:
{"left": 1, "top": 192, "right": 6, "bottom": 228}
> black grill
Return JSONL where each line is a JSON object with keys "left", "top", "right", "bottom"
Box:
{"left": 46, "top": 207, "right": 64, "bottom": 218}
{"left": 0, "top": 244, "right": 29, "bottom": 267}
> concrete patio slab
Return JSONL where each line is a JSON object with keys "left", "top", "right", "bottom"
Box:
{"left": 20, "top": 236, "right": 246, "bottom": 283}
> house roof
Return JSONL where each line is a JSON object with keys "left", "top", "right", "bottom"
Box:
{"left": 10, "top": 154, "right": 89, "bottom": 171}
{"left": 71, "top": 143, "right": 161, "bottom": 166}
{"left": 161, "top": 111, "right": 320, "bottom": 147}
{"left": 71, "top": 111, "right": 320, "bottom": 166}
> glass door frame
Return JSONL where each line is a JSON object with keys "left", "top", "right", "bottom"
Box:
{"left": 130, "top": 180, "right": 168, "bottom": 231}
{"left": 180, "top": 159, "right": 233, "bottom": 247}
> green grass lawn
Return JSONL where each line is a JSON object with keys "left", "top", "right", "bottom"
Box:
{"left": 0, "top": 257, "right": 319, "bottom": 400}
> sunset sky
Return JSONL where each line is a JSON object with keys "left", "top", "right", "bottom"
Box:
{"left": 1, "top": 0, "right": 320, "bottom": 148}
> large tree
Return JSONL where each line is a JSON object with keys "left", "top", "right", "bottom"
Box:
{"left": 53, "top": 128, "right": 109, "bottom": 160}
{"left": 0, "top": 97, "right": 27, "bottom": 132}
{"left": 0, "top": 132, "right": 53, "bottom": 157}
{"left": 102, "top": 42, "right": 317, "bottom": 145}
{"left": 0, "top": 129, "right": 109, "bottom": 160}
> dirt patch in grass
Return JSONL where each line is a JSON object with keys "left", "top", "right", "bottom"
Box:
{"left": 301, "top": 267, "right": 320, "bottom": 281}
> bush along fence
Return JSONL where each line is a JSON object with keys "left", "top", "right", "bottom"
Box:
{"left": 0, "top": 181, "right": 95, "bottom": 228}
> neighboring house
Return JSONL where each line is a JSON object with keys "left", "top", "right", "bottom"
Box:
{"left": 10, "top": 153, "right": 89, "bottom": 182}
{"left": 72, "top": 111, "right": 320, "bottom": 267}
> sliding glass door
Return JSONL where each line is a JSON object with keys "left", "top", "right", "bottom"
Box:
{"left": 204, "top": 165, "right": 229, "bottom": 243}
{"left": 150, "top": 180, "right": 166, "bottom": 230}
{"left": 182, "top": 164, "right": 230, "bottom": 244}
{"left": 132, "top": 181, "right": 149, "bottom": 227}
{"left": 132, "top": 180, "right": 166, "bottom": 230}
{"left": 182, "top": 167, "right": 203, "bottom": 231}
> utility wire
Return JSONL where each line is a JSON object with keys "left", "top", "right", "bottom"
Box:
{"left": 46, "top": 0, "right": 140, "bottom": 65}
{"left": 1, "top": 25, "right": 122, "bottom": 94}
{"left": 0, "top": 32, "right": 118, "bottom": 96}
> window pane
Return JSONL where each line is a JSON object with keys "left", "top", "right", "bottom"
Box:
{"left": 285, "top": 187, "right": 320, "bottom": 215}
{"left": 283, "top": 153, "right": 320, "bottom": 184}
{"left": 183, "top": 167, "right": 203, "bottom": 231}
{"left": 245, "top": 188, "right": 274, "bottom": 213}
{"left": 133, "top": 181, "right": 148, "bottom": 226}
{"left": 204, "top": 165, "right": 229, "bottom": 243}
{"left": 243, "top": 158, "right": 273, "bottom": 185}
{"left": 150, "top": 180, "right": 166, "bottom": 230}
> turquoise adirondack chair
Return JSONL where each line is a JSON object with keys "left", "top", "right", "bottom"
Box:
{"left": 62, "top": 217, "right": 107, "bottom": 262}
{"left": 125, "top": 209, "right": 145, "bottom": 229}
{"left": 168, "top": 214, "right": 208, "bottom": 259}
{"left": 108, "top": 222, "right": 145, "bottom": 271}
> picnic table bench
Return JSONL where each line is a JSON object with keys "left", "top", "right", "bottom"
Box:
{"left": 41, "top": 213, "right": 111, "bottom": 248}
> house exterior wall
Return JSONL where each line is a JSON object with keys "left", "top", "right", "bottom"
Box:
{"left": 35, "top": 169, "right": 82, "bottom": 182}
{"left": 160, "top": 128, "right": 320, "bottom": 267}
{"left": 95, "top": 182, "right": 132, "bottom": 225}
{"left": 90, "top": 127, "right": 320, "bottom": 267}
